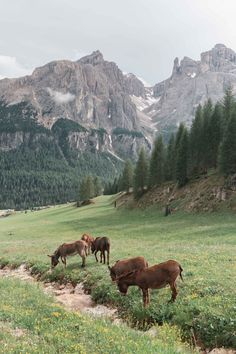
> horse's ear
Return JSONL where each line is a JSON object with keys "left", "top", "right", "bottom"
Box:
{"left": 47, "top": 255, "right": 52, "bottom": 257}
{"left": 108, "top": 265, "right": 111, "bottom": 270}
{"left": 115, "top": 260, "right": 120, "bottom": 264}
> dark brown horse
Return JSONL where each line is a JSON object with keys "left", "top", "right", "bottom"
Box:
{"left": 91, "top": 237, "right": 110, "bottom": 265}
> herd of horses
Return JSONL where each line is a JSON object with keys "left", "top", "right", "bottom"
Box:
{"left": 47, "top": 235, "right": 183, "bottom": 307}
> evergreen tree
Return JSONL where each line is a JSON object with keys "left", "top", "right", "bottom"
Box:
{"left": 189, "top": 105, "right": 203, "bottom": 175}
{"left": 208, "top": 103, "right": 223, "bottom": 168}
{"left": 202, "top": 99, "right": 213, "bottom": 171}
{"left": 218, "top": 108, "right": 236, "bottom": 176}
{"left": 165, "top": 133, "right": 175, "bottom": 181}
{"left": 223, "top": 86, "right": 234, "bottom": 124}
{"left": 93, "top": 176, "right": 103, "bottom": 197}
{"left": 79, "top": 178, "right": 89, "bottom": 201}
{"left": 117, "top": 174, "right": 123, "bottom": 192}
{"left": 133, "top": 147, "right": 149, "bottom": 198}
{"left": 103, "top": 181, "right": 112, "bottom": 195}
{"left": 86, "top": 175, "right": 95, "bottom": 198}
{"left": 121, "top": 159, "right": 134, "bottom": 193}
{"left": 174, "top": 123, "right": 185, "bottom": 179}
{"left": 149, "top": 136, "right": 165, "bottom": 187}
{"left": 176, "top": 127, "right": 189, "bottom": 187}
{"left": 79, "top": 175, "right": 95, "bottom": 201}
{"left": 111, "top": 178, "right": 118, "bottom": 194}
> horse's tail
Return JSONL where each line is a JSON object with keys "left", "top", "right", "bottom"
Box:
{"left": 179, "top": 265, "right": 183, "bottom": 281}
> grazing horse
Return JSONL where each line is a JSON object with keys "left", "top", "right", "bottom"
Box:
{"left": 48, "top": 240, "right": 87, "bottom": 269}
{"left": 81, "top": 233, "right": 94, "bottom": 255}
{"left": 91, "top": 237, "right": 110, "bottom": 265}
{"left": 115, "top": 260, "right": 183, "bottom": 307}
{"left": 108, "top": 256, "right": 148, "bottom": 281}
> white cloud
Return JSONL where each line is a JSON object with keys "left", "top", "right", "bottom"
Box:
{"left": 0, "top": 55, "right": 32, "bottom": 79}
{"left": 47, "top": 88, "right": 75, "bottom": 104}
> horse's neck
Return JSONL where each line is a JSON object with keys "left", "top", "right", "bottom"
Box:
{"left": 126, "top": 272, "right": 140, "bottom": 285}
{"left": 54, "top": 249, "right": 61, "bottom": 258}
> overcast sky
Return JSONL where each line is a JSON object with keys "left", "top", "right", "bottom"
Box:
{"left": 1, "top": 0, "right": 236, "bottom": 84}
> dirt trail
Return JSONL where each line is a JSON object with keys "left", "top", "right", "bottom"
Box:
{"left": 0, "top": 264, "right": 118, "bottom": 320}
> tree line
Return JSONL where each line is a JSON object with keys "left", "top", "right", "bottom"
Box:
{"left": 106, "top": 88, "right": 236, "bottom": 198}
{"left": 78, "top": 175, "right": 103, "bottom": 203}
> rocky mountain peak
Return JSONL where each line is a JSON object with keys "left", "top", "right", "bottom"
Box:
{"left": 0, "top": 50, "right": 152, "bottom": 161}
{"left": 201, "top": 43, "right": 236, "bottom": 72}
{"left": 124, "top": 73, "right": 146, "bottom": 97}
{"left": 78, "top": 50, "right": 104, "bottom": 66}
{"left": 214, "top": 43, "right": 227, "bottom": 49}
{"left": 172, "top": 56, "right": 198, "bottom": 77}
{"left": 145, "top": 43, "right": 236, "bottom": 136}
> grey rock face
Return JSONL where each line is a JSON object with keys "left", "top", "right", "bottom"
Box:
{"left": 0, "top": 132, "right": 30, "bottom": 151}
{"left": 148, "top": 44, "right": 236, "bottom": 131}
{"left": 0, "top": 51, "right": 139, "bottom": 132}
{"left": 0, "top": 132, "right": 53, "bottom": 151}
{"left": 0, "top": 51, "right": 151, "bottom": 159}
{"left": 124, "top": 73, "right": 146, "bottom": 98}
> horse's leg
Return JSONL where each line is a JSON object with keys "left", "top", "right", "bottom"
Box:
{"left": 107, "top": 249, "right": 110, "bottom": 265}
{"left": 88, "top": 242, "right": 91, "bottom": 255}
{"left": 81, "top": 254, "right": 86, "bottom": 268}
{"left": 142, "top": 288, "right": 148, "bottom": 307}
{"left": 100, "top": 250, "right": 103, "bottom": 263}
{"left": 94, "top": 250, "right": 98, "bottom": 262}
{"left": 145, "top": 289, "right": 150, "bottom": 305}
{"left": 61, "top": 257, "right": 66, "bottom": 268}
{"left": 103, "top": 250, "right": 106, "bottom": 264}
{"left": 169, "top": 281, "right": 177, "bottom": 302}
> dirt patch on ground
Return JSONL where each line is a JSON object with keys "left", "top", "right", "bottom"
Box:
{"left": 0, "top": 321, "right": 27, "bottom": 338}
{"left": 44, "top": 281, "right": 117, "bottom": 318}
{"left": 207, "top": 349, "right": 236, "bottom": 354}
{"left": 0, "top": 264, "right": 117, "bottom": 320}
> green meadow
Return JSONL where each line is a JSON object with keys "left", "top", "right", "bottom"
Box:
{"left": 0, "top": 195, "right": 236, "bottom": 351}
{"left": 0, "top": 277, "right": 192, "bottom": 354}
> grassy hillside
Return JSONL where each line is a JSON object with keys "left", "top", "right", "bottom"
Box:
{"left": 118, "top": 173, "right": 236, "bottom": 212}
{"left": 0, "top": 196, "right": 236, "bottom": 349}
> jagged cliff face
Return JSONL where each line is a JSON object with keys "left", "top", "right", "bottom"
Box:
{"left": 143, "top": 44, "right": 236, "bottom": 131}
{"left": 2, "top": 44, "right": 235, "bottom": 159}
{"left": 0, "top": 51, "right": 151, "bottom": 159}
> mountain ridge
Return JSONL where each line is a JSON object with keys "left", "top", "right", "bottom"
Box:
{"left": 144, "top": 43, "right": 236, "bottom": 133}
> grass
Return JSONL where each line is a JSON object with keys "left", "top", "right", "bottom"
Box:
{"left": 0, "top": 277, "right": 192, "bottom": 354}
{"left": 0, "top": 195, "right": 236, "bottom": 349}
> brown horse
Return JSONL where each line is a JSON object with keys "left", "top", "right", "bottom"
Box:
{"left": 108, "top": 256, "right": 148, "bottom": 281}
{"left": 91, "top": 237, "right": 110, "bottom": 265}
{"left": 48, "top": 240, "right": 87, "bottom": 269}
{"left": 81, "top": 233, "right": 94, "bottom": 255}
{"left": 115, "top": 260, "right": 183, "bottom": 307}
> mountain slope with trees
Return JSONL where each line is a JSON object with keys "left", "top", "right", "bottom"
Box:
{"left": 109, "top": 89, "right": 236, "bottom": 211}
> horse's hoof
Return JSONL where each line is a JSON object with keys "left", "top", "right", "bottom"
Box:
{"left": 168, "top": 299, "right": 175, "bottom": 303}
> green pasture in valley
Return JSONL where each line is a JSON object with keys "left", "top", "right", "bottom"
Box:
{"left": 0, "top": 195, "right": 235, "bottom": 350}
